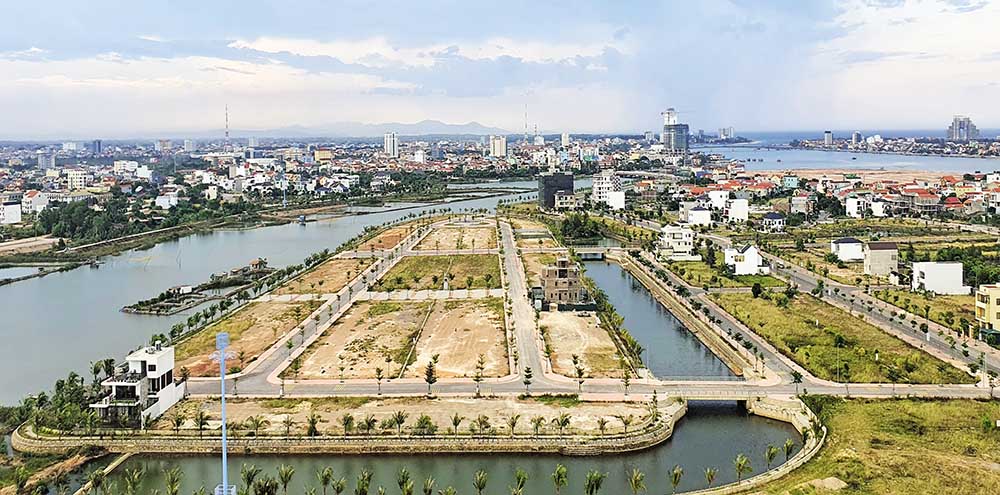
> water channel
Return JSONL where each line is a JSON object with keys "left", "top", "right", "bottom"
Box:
{"left": 106, "top": 402, "right": 798, "bottom": 494}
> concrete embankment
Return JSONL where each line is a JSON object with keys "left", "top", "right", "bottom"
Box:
{"left": 12, "top": 402, "right": 687, "bottom": 457}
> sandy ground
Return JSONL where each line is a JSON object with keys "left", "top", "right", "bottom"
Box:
{"left": 296, "top": 301, "right": 430, "bottom": 379}
{"left": 511, "top": 218, "right": 549, "bottom": 230}
{"left": 358, "top": 227, "right": 409, "bottom": 251}
{"left": 274, "top": 258, "right": 373, "bottom": 295}
{"left": 522, "top": 252, "right": 564, "bottom": 287}
{"left": 756, "top": 168, "right": 950, "bottom": 184}
{"left": 409, "top": 299, "right": 508, "bottom": 379}
{"left": 159, "top": 397, "right": 652, "bottom": 436}
{"left": 0, "top": 235, "right": 59, "bottom": 255}
{"left": 415, "top": 227, "right": 497, "bottom": 251}
{"left": 540, "top": 311, "right": 622, "bottom": 378}
{"left": 517, "top": 236, "right": 559, "bottom": 249}
{"left": 176, "top": 300, "right": 319, "bottom": 376}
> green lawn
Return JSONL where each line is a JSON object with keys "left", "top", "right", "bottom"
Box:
{"left": 376, "top": 254, "right": 502, "bottom": 291}
{"left": 668, "top": 260, "right": 785, "bottom": 289}
{"left": 761, "top": 397, "right": 1000, "bottom": 494}
{"left": 714, "top": 292, "right": 975, "bottom": 384}
{"left": 875, "top": 290, "right": 976, "bottom": 336}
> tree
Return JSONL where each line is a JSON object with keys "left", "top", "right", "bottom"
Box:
{"left": 751, "top": 283, "right": 763, "bottom": 298}
{"left": 421, "top": 477, "right": 435, "bottom": 495}
{"left": 472, "top": 469, "right": 488, "bottom": 495}
{"left": 669, "top": 465, "right": 683, "bottom": 494}
{"left": 317, "top": 467, "right": 334, "bottom": 495}
{"left": 241, "top": 464, "right": 262, "bottom": 491}
{"left": 596, "top": 417, "right": 608, "bottom": 436}
{"left": 355, "top": 469, "right": 373, "bottom": 495}
{"left": 396, "top": 468, "right": 412, "bottom": 495}
{"left": 246, "top": 415, "right": 270, "bottom": 436}
{"left": 391, "top": 411, "right": 409, "bottom": 435}
{"left": 615, "top": 414, "right": 634, "bottom": 434}
{"left": 361, "top": 415, "right": 378, "bottom": 435}
{"left": 375, "top": 367, "right": 384, "bottom": 395}
{"left": 424, "top": 355, "right": 439, "bottom": 395}
{"left": 473, "top": 355, "right": 486, "bottom": 397}
{"left": 550, "top": 413, "right": 570, "bottom": 435}
{"left": 170, "top": 412, "right": 186, "bottom": 433}
{"left": 277, "top": 465, "right": 295, "bottom": 495}
{"left": 734, "top": 453, "right": 752, "bottom": 482}
{"left": 765, "top": 444, "right": 779, "bottom": 469}
{"left": 341, "top": 413, "right": 355, "bottom": 436}
{"left": 703, "top": 467, "right": 717, "bottom": 488}
{"left": 282, "top": 416, "right": 295, "bottom": 436}
{"left": 165, "top": 467, "right": 183, "bottom": 495}
{"left": 523, "top": 366, "right": 533, "bottom": 394}
{"left": 551, "top": 464, "right": 568, "bottom": 495}
{"left": 791, "top": 371, "right": 803, "bottom": 395}
{"left": 86, "top": 469, "right": 106, "bottom": 495}
{"left": 450, "top": 413, "right": 464, "bottom": 435}
{"left": 584, "top": 471, "right": 607, "bottom": 495}
{"left": 332, "top": 478, "right": 347, "bottom": 495}
{"left": 509, "top": 468, "right": 528, "bottom": 495}
{"left": 783, "top": 438, "right": 796, "bottom": 461}
{"left": 627, "top": 468, "right": 646, "bottom": 495}
{"left": 194, "top": 410, "right": 210, "bottom": 437}
{"left": 506, "top": 414, "right": 521, "bottom": 437}
{"left": 306, "top": 411, "right": 320, "bottom": 437}
{"left": 531, "top": 416, "right": 545, "bottom": 436}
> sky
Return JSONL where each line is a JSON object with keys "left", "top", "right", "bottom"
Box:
{"left": 1, "top": 0, "right": 998, "bottom": 139}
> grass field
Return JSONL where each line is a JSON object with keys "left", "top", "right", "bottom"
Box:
{"left": 761, "top": 397, "right": 1000, "bottom": 494}
{"left": 376, "top": 254, "right": 501, "bottom": 291}
{"left": 669, "top": 259, "right": 785, "bottom": 289}
{"left": 875, "top": 289, "right": 975, "bottom": 336}
{"left": 714, "top": 292, "right": 975, "bottom": 384}
{"left": 776, "top": 248, "right": 866, "bottom": 285}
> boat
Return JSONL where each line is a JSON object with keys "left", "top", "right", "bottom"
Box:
{"left": 298, "top": 215, "right": 306, "bottom": 225}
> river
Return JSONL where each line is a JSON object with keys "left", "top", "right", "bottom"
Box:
{"left": 0, "top": 180, "right": 587, "bottom": 405}
{"left": 698, "top": 145, "right": 999, "bottom": 174}
{"left": 106, "top": 401, "right": 798, "bottom": 494}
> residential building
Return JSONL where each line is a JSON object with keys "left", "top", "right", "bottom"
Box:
{"left": 537, "top": 171, "right": 574, "bottom": 209}
{"left": 661, "top": 108, "right": 689, "bottom": 157}
{"left": 911, "top": 262, "right": 970, "bottom": 295}
{"left": 155, "top": 193, "right": 180, "bottom": 209}
{"left": 89, "top": 342, "right": 185, "bottom": 427}
{"left": 489, "top": 135, "right": 507, "bottom": 158}
{"left": 540, "top": 257, "right": 591, "bottom": 309}
{"left": 21, "top": 190, "right": 48, "bottom": 214}
{"left": 947, "top": 115, "right": 979, "bottom": 141}
{"left": 975, "top": 285, "right": 1000, "bottom": 344}
{"left": 759, "top": 212, "right": 786, "bottom": 232}
{"left": 823, "top": 131, "right": 833, "bottom": 146}
{"left": 790, "top": 194, "right": 813, "bottom": 215}
{"left": 724, "top": 198, "right": 749, "bottom": 223}
{"left": 686, "top": 206, "right": 712, "bottom": 226}
{"left": 560, "top": 132, "right": 570, "bottom": 147}
{"left": 383, "top": 132, "right": 399, "bottom": 158}
{"left": 591, "top": 169, "right": 624, "bottom": 210}
{"left": 782, "top": 175, "right": 800, "bottom": 190}
{"left": 831, "top": 237, "right": 864, "bottom": 262}
{"left": 863, "top": 242, "right": 898, "bottom": 278}
{"left": 724, "top": 245, "right": 769, "bottom": 276}
{"left": 1, "top": 201, "right": 22, "bottom": 224}
{"left": 553, "top": 191, "right": 577, "bottom": 210}
{"left": 659, "top": 225, "right": 700, "bottom": 261}
{"left": 65, "top": 169, "right": 90, "bottom": 190}
{"left": 846, "top": 196, "right": 869, "bottom": 218}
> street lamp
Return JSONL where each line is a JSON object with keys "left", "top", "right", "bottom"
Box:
{"left": 212, "top": 333, "right": 236, "bottom": 495}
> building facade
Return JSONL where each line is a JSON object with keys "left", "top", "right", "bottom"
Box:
{"left": 537, "top": 172, "right": 574, "bottom": 209}
{"left": 912, "top": 262, "right": 970, "bottom": 295}
{"left": 540, "top": 258, "right": 590, "bottom": 309}
{"left": 90, "top": 343, "right": 185, "bottom": 427}
{"left": 863, "top": 242, "right": 898, "bottom": 278}
{"left": 659, "top": 225, "right": 700, "bottom": 261}
{"left": 383, "top": 132, "right": 399, "bottom": 158}
{"left": 724, "top": 245, "right": 769, "bottom": 276}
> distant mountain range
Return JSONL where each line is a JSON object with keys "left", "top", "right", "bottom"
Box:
{"left": 196, "top": 120, "right": 511, "bottom": 139}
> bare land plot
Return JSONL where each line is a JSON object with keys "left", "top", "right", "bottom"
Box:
{"left": 273, "top": 258, "right": 373, "bottom": 295}
{"left": 376, "top": 254, "right": 502, "bottom": 291}
{"left": 294, "top": 301, "right": 431, "bottom": 379}
{"left": 357, "top": 227, "right": 409, "bottom": 251}
{"left": 522, "top": 252, "right": 563, "bottom": 287}
{"left": 409, "top": 299, "right": 508, "bottom": 379}
{"left": 540, "top": 311, "right": 621, "bottom": 377}
{"left": 414, "top": 227, "right": 497, "bottom": 251}
{"left": 176, "top": 300, "right": 320, "bottom": 376}
{"left": 517, "top": 235, "right": 559, "bottom": 249}
{"left": 510, "top": 217, "right": 549, "bottom": 231}
{"left": 159, "top": 396, "right": 652, "bottom": 436}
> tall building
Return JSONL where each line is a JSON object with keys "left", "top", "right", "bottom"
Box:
{"left": 537, "top": 171, "right": 574, "bottom": 209}
{"left": 383, "top": 132, "right": 399, "bottom": 158}
{"left": 183, "top": 139, "right": 195, "bottom": 152}
{"left": 851, "top": 131, "right": 863, "bottom": 145}
{"left": 36, "top": 153, "right": 56, "bottom": 169}
{"left": 91, "top": 139, "right": 103, "bottom": 154}
{"left": 823, "top": 131, "right": 833, "bottom": 146}
{"left": 590, "top": 169, "right": 625, "bottom": 210}
{"left": 247, "top": 136, "right": 259, "bottom": 147}
{"left": 489, "top": 135, "right": 507, "bottom": 158}
{"left": 561, "top": 132, "right": 570, "bottom": 147}
{"left": 661, "top": 108, "right": 689, "bottom": 156}
{"left": 947, "top": 115, "right": 979, "bottom": 141}
{"left": 643, "top": 131, "right": 654, "bottom": 143}
{"left": 718, "top": 127, "right": 735, "bottom": 139}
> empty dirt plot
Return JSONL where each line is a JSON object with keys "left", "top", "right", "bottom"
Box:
{"left": 161, "top": 396, "right": 652, "bottom": 436}
{"left": 415, "top": 226, "right": 497, "bottom": 251}
{"left": 510, "top": 217, "right": 548, "bottom": 231}
{"left": 357, "top": 227, "right": 409, "bottom": 251}
{"left": 408, "top": 299, "right": 508, "bottom": 379}
{"left": 273, "top": 258, "right": 373, "bottom": 295}
{"left": 522, "top": 252, "right": 563, "bottom": 286}
{"left": 540, "top": 311, "right": 622, "bottom": 377}
{"left": 376, "top": 254, "right": 502, "bottom": 291}
{"left": 176, "top": 300, "right": 320, "bottom": 376}
{"left": 517, "top": 234, "right": 559, "bottom": 249}
{"left": 294, "top": 301, "right": 431, "bottom": 379}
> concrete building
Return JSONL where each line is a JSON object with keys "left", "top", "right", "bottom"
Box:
{"left": 947, "top": 115, "right": 979, "bottom": 141}
{"left": 846, "top": 196, "right": 869, "bottom": 218}
{"left": 724, "top": 245, "right": 769, "bottom": 276}
{"left": 383, "top": 131, "right": 399, "bottom": 158}
{"left": 823, "top": 131, "right": 833, "bottom": 146}
{"left": 65, "top": 169, "right": 89, "bottom": 190}
{"left": 489, "top": 135, "right": 507, "bottom": 158}
{"left": 724, "top": 198, "right": 749, "bottom": 223}
{"left": 661, "top": 108, "right": 689, "bottom": 157}
{"left": 90, "top": 342, "right": 185, "bottom": 427}
{"left": 975, "top": 285, "right": 1000, "bottom": 342}
{"left": 1, "top": 201, "right": 22, "bottom": 224}
{"left": 21, "top": 190, "right": 48, "bottom": 214}
{"left": 560, "top": 132, "right": 570, "bottom": 147}
{"left": 659, "top": 225, "right": 700, "bottom": 261}
{"left": 591, "top": 169, "right": 624, "bottom": 210}
{"left": 537, "top": 172, "right": 574, "bottom": 209}
{"left": 911, "top": 262, "right": 970, "bottom": 295}
{"left": 553, "top": 191, "right": 577, "bottom": 210}
{"left": 863, "top": 242, "right": 898, "bottom": 278}
{"left": 790, "top": 194, "right": 814, "bottom": 215}
{"left": 540, "top": 257, "right": 591, "bottom": 309}
{"left": 686, "top": 206, "right": 713, "bottom": 226}
{"left": 760, "top": 212, "right": 786, "bottom": 232}
{"left": 831, "top": 237, "right": 864, "bottom": 262}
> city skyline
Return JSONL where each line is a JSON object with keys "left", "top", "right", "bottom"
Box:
{"left": 1, "top": 0, "right": 999, "bottom": 139}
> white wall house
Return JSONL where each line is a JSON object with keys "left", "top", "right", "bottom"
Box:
{"left": 724, "top": 198, "right": 749, "bottom": 223}
{"left": 90, "top": 343, "right": 185, "bottom": 427}
{"left": 831, "top": 237, "right": 864, "bottom": 262}
{"left": 659, "top": 225, "right": 701, "bottom": 261}
{"left": 686, "top": 206, "right": 713, "bottom": 226}
{"left": 1, "top": 201, "right": 22, "bottom": 224}
{"left": 591, "top": 169, "right": 624, "bottom": 210}
{"left": 911, "top": 262, "right": 971, "bottom": 295}
{"left": 707, "top": 190, "right": 730, "bottom": 210}
{"left": 846, "top": 196, "right": 868, "bottom": 218}
{"left": 724, "top": 245, "right": 769, "bottom": 276}
{"left": 155, "top": 193, "right": 180, "bottom": 210}
{"left": 759, "top": 212, "right": 786, "bottom": 232}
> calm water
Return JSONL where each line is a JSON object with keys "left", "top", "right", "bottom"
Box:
{"left": 584, "top": 262, "right": 734, "bottom": 379}
{"left": 108, "top": 402, "right": 798, "bottom": 494}
{"left": 0, "top": 180, "right": 593, "bottom": 405}
{"left": 698, "top": 145, "right": 999, "bottom": 174}
{"left": 0, "top": 266, "right": 42, "bottom": 279}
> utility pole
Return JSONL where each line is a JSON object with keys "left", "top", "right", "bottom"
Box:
{"left": 213, "top": 333, "right": 235, "bottom": 495}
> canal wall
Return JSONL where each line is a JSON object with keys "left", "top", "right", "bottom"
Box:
{"left": 11, "top": 402, "right": 687, "bottom": 457}
{"left": 609, "top": 253, "right": 749, "bottom": 375}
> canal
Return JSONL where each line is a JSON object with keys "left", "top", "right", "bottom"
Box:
{"left": 106, "top": 402, "right": 798, "bottom": 494}
{"left": 583, "top": 261, "right": 735, "bottom": 379}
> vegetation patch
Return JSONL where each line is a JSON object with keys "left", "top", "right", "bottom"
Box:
{"left": 376, "top": 254, "right": 501, "bottom": 291}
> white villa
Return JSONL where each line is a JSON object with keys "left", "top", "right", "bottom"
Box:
{"left": 912, "top": 261, "right": 971, "bottom": 295}
{"left": 831, "top": 237, "right": 864, "bottom": 262}
{"left": 90, "top": 342, "right": 185, "bottom": 427}
{"left": 724, "top": 245, "right": 770, "bottom": 276}
{"left": 659, "top": 225, "right": 701, "bottom": 261}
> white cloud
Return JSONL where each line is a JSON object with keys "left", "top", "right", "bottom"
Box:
{"left": 0, "top": 46, "right": 48, "bottom": 59}
{"left": 137, "top": 34, "right": 166, "bottom": 42}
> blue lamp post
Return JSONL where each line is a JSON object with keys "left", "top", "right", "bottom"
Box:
{"left": 213, "top": 333, "right": 236, "bottom": 495}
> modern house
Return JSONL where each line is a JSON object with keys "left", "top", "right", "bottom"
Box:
{"left": 975, "top": 285, "right": 1000, "bottom": 346}
{"left": 759, "top": 212, "right": 786, "bottom": 232}
{"left": 0, "top": 201, "right": 22, "bottom": 225}
{"left": 90, "top": 342, "right": 185, "bottom": 427}
{"left": 659, "top": 225, "right": 701, "bottom": 261}
{"left": 911, "top": 262, "right": 970, "bottom": 295}
{"left": 553, "top": 191, "right": 577, "bottom": 210}
{"left": 724, "top": 198, "right": 749, "bottom": 223}
{"left": 831, "top": 237, "right": 864, "bottom": 262}
{"left": 540, "top": 257, "right": 592, "bottom": 310}
{"left": 863, "top": 242, "right": 898, "bottom": 278}
{"left": 537, "top": 171, "right": 574, "bottom": 209}
{"left": 724, "top": 245, "right": 769, "bottom": 276}
{"left": 686, "top": 206, "right": 713, "bottom": 226}
{"left": 591, "top": 169, "right": 625, "bottom": 210}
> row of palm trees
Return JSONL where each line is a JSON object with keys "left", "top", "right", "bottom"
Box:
{"left": 90, "top": 441, "right": 798, "bottom": 495}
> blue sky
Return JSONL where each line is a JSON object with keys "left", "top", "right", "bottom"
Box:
{"left": 0, "top": 0, "right": 997, "bottom": 138}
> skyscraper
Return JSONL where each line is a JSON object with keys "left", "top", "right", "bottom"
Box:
{"left": 91, "top": 139, "right": 103, "bottom": 154}
{"left": 489, "top": 135, "right": 507, "bottom": 158}
{"left": 661, "top": 108, "right": 689, "bottom": 156}
{"left": 247, "top": 136, "right": 259, "bottom": 147}
{"left": 561, "top": 133, "right": 570, "bottom": 147}
{"left": 383, "top": 132, "right": 399, "bottom": 158}
{"left": 851, "top": 131, "right": 863, "bottom": 145}
{"left": 537, "top": 171, "right": 574, "bottom": 209}
{"left": 947, "top": 115, "right": 979, "bottom": 141}
{"left": 184, "top": 139, "right": 196, "bottom": 152}
{"left": 823, "top": 131, "right": 833, "bottom": 146}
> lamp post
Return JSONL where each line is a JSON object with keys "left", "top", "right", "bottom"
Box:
{"left": 213, "top": 333, "right": 236, "bottom": 495}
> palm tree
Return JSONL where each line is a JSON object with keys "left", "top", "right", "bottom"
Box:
{"left": 317, "top": 467, "right": 334, "bottom": 495}
{"left": 551, "top": 464, "right": 568, "bottom": 495}
{"left": 391, "top": 411, "right": 408, "bottom": 435}
{"left": 506, "top": 414, "right": 521, "bottom": 437}
{"left": 509, "top": 468, "right": 528, "bottom": 495}
{"left": 438, "top": 488, "right": 456, "bottom": 495}
{"left": 194, "top": 410, "right": 210, "bottom": 437}
{"left": 332, "top": 478, "right": 347, "bottom": 495}
{"left": 86, "top": 469, "right": 106, "bottom": 495}
{"left": 341, "top": 413, "right": 355, "bottom": 436}
{"left": 361, "top": 415, "right": 378, "bottom": 435}
{"left": 783, "top": 438, "right": 796, "bottom": 461}
{"left": 375, "top": 368, "right": 384, "bottom": 395}
{"left": 450, "top": 413, "right": 464, "bottom": 435}
{"left": 165, "top": 467, "right": 183, "bottom": 495}
{"left": 550, "top": 413, "right": 570, "bottom": 435}
{"left": 472, "top": 469, "right": 488, "bottom": 495}
{"left": 123, "top": 468, "right": 145, "bottom": 495}
{"left": 627, "top": 468, "right": 645, "bottom": 495}
{"left": 246, "top": 415, "right": 270, "bottom": 436}
{"left": 355, "top": 469, "right": 373, "bottom": 495}
{"left": 282, "top": 416, "right": 295, "bottom": 436}
{"left": 703, "top": 467, "right": 716, "bottom": 488}
{"left": 396, "top": 468, "right": 412, "bottom": 495}
{"left": 734, "top": 454, "right": 752, "bottom": 482}
{"left": 421, "top": 477, "right": 435, "bottom": 495}
{"left": 669, "top": 465, "right": 683, "bottom": 494}
{"left": 241, "top": 464, "right": 262, "bottom": 491}
{"left": 277, "top": 465, "right": 295, "bottom": 495}
{"left": 530, "top": 416, "right": 545, "bottom": 436}
{"left": 170, "top": 412, "right": 186, "bottom": 433}
{"left": 584, "top": 471, "right": 607, "bottom": 495}
{"left": 596, "top": 417, "right": 608, "bottom": 436}
{"left": 615, "top": 414, "right": 634, "bottom": 434}
{"left": 765, "top": 444, "right": 779, "bottom": 469}
{"left": 306, "top": 411, "right": 321, "bottom": 437}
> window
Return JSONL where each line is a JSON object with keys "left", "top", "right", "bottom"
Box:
{"left": 147, "top": 364, "right": 157, "bottom": 372}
